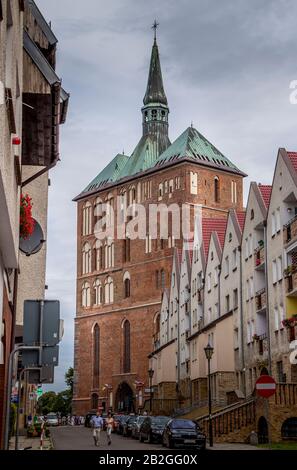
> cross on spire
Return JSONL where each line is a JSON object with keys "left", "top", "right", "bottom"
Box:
{"left": 152, "top": 19, "right": 159, "bottom": 42}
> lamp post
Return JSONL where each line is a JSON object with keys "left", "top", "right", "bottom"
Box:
{"left": 148, "top": 368, "right": 154, "bottom": 414}
{"left": 204, "top": 342, "right": 214, "bottom": 447}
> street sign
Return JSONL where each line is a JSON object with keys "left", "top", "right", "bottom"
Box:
{"left": 255, "top": 375, "right": 276, "bottom": 398}
{"left": 29, "top": 392, "right": 35, "bottom": 400}
{"left": 22, "top": 345, "right": 59, "bottom": 368}
{"left": 23, "top": 300, "right": 61, "bottom": 347}
{"left": 28, "top": 366, "right": 55, "bottom": 385}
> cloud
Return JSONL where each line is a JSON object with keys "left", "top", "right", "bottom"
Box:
{"left": 36, "top": 0, "right": 297, "bottom": 391}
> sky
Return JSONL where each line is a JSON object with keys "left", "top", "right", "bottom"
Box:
{"left": 37, "top": 0, "right": 297, "bottom": 391}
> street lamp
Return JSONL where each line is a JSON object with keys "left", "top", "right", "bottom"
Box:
{"left": 148, "top": 368, "right": 154, "bottom": 414}
{"left": 204, "top": 342, "right": 214, "bottom": 447}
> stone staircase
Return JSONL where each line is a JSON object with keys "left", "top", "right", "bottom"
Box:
{"left": 196, "top": 398, "right": 256, "bottom": 443}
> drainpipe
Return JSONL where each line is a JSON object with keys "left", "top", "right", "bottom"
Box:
{"left": 263, "top": 221, "right": 272, "bottom": 375}
{"left": 239, "top": 246, "right": 246, "bottom": 397}
{"left": 176, "top": 297, "right": 180, "bottom": 399}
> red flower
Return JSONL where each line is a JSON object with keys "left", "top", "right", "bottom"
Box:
{"left": 20, "top": 194, "right": 35, "bottom": 239}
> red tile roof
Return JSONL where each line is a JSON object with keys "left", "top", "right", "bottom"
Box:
{"left": 235, "top": 211, "right": 246, "bottom": 232}
{"left": 287, "top": 152, "right": 297, "bottom": 173}
{"left": 202, "top": 217, "right": 227, "bottom": 259}
{"left": 258, "top": 184, "right": 272, "bottom": 208}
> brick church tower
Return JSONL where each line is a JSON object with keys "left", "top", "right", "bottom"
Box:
{"left": 73, "top": 32, "right": 245, "bottom": 415}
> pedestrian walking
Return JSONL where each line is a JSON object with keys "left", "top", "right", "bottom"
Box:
{"left": 90, "top": 412, "right": 103, "bottom": 447}
{"left": 106, "top": 412, "right": 114, "bottom": 446}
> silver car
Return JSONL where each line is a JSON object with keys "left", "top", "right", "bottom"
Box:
{"left": 46, "top": 413, "right": 59, "bottom": 426}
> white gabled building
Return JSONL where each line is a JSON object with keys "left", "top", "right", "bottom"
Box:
{"left": 266, "top": 148, "right": 297, "bottom": 384}
{"left": 177, "top": 241, "right": 192, "bottom": 400}
{"left": 220, "top": 209, "right": 246, "bottom": 395}
{"left": 241, "top": 182, "right": 272, "bottom": 396}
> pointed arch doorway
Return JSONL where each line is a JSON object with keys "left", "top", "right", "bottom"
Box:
{"left": 115, "top": 382, "right": 135, "bottom": 413}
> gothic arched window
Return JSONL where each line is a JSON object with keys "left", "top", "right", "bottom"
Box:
{"left": 93, "top": 279, "right": 102, "bottom": 305}
{"left": 214, "top": 177, "right": 220, "bottom": 203}
{"left": 82, "top": 282, "right": 91, "bottom": 307}
{"left": 82, "top": 242, "right": 91, "bottom": 274}
{"left": 123, "top": 320, "right": 131, "bottom": 373}
{"left": 82, "top": 201, "right": 92, "bottom": 236}
{"left": 123, "top": 272, "right": 131, "bottom": 298}
{"left": 95, "top": 240, "right": 102, "bottom": 271}
{"left": 104, "top": 276, "right": 114, "bottom": 304}
{"left": 93, "top": 324, "right": 100, "bottom": 382}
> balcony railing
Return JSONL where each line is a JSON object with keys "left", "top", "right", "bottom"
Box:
{"left": 283, "top": 214, "right": 297, "bottom": 244}
{"left": 284, "top": 265, "right": 297, "bottom": 294}
{"left": 255, "top": 288, "right": 266, "bottom": 311}
{"left": 254, "top": 244, "right": 265, "bottom": 269}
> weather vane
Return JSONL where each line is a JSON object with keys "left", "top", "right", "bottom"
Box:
{"left": 152, "top": 19, "right": 159, "bottom": 41}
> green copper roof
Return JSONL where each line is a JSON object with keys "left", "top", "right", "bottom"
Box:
{"left": 154, "top": 126, "right": 241, "bottom": 172}
{"left": 118, "top": 134, "right": 169, "bottom": 179}
{"left": 143, "top": 39, "right": 168, "bottom": 106}
{"left": 82, "top": 153, "right": 129, "bottom": 193}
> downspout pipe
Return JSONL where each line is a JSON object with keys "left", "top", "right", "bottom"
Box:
{"left": 263, "top": 221, "right": 272, "bottom": 375}
{"left": 238, "top": 246, "right": 246, "bottom": 397}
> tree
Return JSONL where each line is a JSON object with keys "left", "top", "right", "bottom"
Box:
{"left": 65, "top": 367, "right": 74, "bottom": 393}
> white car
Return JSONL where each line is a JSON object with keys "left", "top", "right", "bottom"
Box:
{"left": 46, "top": 413, "right": 59, "bottom": 426}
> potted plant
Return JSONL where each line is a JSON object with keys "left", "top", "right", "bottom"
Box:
{"left": 256, "top": 258, "right": 261, "bottom": 266}
{"left": 258, "top": 240, "right": 264, "bottom": 247}
{"left": 20, "top": 194, "right": 35, "bottom": 239}
{"left": 284, "top": 266, "right": 293, "bottom": 278}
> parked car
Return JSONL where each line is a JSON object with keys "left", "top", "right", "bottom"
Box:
{"left": 123, "top": 415, "right": 137, "bottom": 437}
{"left": 116, "top": 415, "right": 130, "bottom": 435}
{"left": 162, "top": 419, "right": 206, "bottom": 450}
{"left": 139, "top": 416, "right": 171, "bottom": 443}
{"left": 45, "top": 413, "right": 59, "bottom": 426}
{"left": 112, "top": 415, "right": 123, "bottom": 433}
{"left": 131, "top": 416, "right": 146, "bottom": 439}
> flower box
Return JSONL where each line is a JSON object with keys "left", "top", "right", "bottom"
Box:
{"left": 20, "top": 194, "right": 35, "bottom": 239}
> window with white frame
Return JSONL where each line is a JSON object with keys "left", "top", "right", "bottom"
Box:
{"left": 169, "top": 179, "right": 174, "bottom": 194}
{"left": 215, "top": 303, "right": 219, "bottom": 318}
{"left": 164, "top": 180, "right": 169, "bottom": 193}
{"left": 82, "top": 282, "right": 91, "bottom": 307}
{"left": 104, "top": 276, "right": 114, "bottom": 304}
{"left": 208, "top": 307, "right": 212, "bottom": 323}
{"left": 277, "top": 255, "right": 283, "bottom": 281}
{"left": 272, "top": 259, "right": 277, "bottom": 284}
{"left": 198, "top": 272, "right": 203, "bottom": 289}
{"left": 82, "top": 201, "right": 92, "bottom": 236}
{"left": 93, "top": 279, "right": 102, "bottom": 306}
{"left": 82, "top": 242, "right": 91, "bottom": 274}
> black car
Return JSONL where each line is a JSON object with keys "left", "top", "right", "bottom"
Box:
{"left": 123, "top": 415, "right": 137, "bottom": 437}
{"left": 162, "top": 419, "right": 206, "bottom": 450}
{"left": 116, "top": 415, "right": 130, "bottom": 435}
{"left": 139, "top": 416, "right": 171, "bottom": 443}
{"left": 131, "top": 416, "right": 146, "bottom": 439}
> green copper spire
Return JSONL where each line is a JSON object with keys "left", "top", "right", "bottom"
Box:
{"left": 143, "top": 26, "right": 168, "bottom": 106}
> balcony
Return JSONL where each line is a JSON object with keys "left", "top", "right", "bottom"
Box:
{"left": 284, "top": 265, "right": 297, "bottom": 295}
{"left": 253, "top": 333, "right": 267, "bottom": 356}
{"left": 255, "top": 288, "right": 266, "bottom": 311}
{"left": 254, "top": 243, "right": 265, "bottom": 270}
{"left": 283, "top": 214, "right": 297, "bottom": 244}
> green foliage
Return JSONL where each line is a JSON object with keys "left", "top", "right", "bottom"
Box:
{"left": 36, "top": 366, "right": 74, "bottom": 416}
{"left": 65, "top": 367, "right": 74, "bottom": 393}
{"left": 9, "top": 404, "right": 17, "bottom": 438}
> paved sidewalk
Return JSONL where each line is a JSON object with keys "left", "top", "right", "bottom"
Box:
{"left": 9, "top": 435, "right": 52, "bottom": 450}
{"left": 207, "top": 442, "right": 264, "bottom": 450}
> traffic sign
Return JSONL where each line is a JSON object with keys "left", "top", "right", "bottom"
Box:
{"left": 255, "top": 375, "right": 276, "bottom": 398}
